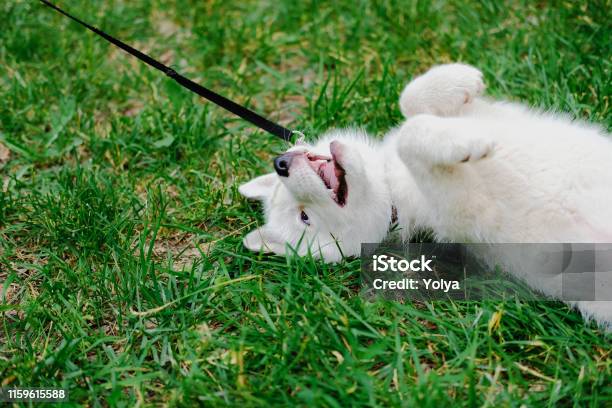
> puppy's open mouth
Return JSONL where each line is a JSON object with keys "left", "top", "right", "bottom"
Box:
{"left": 306, "top": 149, "right": 348, "bottom": 206}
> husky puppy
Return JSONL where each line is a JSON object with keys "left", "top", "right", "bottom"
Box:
{"left": 239, "top": 64, "right": 612, "bottom": 328}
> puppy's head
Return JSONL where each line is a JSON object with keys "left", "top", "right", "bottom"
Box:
{"left": 239, "top": 129, "right": 391, "bottom": 262}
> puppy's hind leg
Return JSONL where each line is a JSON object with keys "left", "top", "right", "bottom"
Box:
{"left": 397, "top": 114, "right": 496, "bottom": 168}
{"left": 400, "top": 63, "right": 485, "bottom": 118}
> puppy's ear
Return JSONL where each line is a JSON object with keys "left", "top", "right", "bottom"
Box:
{"left": 243, "top": 227, "right": 286, "bottom": 255}
{"left": 239, "top": 173, "right": 277, "bottom": 201}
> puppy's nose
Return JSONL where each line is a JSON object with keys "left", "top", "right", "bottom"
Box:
{"left": 273, "top": 153, "right": 295, "bottom": 177}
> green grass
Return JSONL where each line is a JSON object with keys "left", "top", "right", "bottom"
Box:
{"left": 1, "top": 0, "right": 611, "bottom": 406}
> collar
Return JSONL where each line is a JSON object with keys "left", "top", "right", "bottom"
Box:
{"left": 390, "top": 205, "right": 398, "bottom": 226}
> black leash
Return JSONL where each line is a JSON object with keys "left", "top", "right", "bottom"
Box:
{"left": 39, "top": 0, "right": 295, "bottom": 141}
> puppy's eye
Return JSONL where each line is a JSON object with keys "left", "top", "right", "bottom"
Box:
{"left": 300, "top": 210, "right": 310, "bottom": 225}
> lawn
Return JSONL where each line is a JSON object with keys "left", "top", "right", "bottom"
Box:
{"left": 1, "top": 0, "right": 611, "bottom": 406}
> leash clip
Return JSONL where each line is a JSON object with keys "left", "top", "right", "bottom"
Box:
{"left": 291, "top": 130, "right": 306, "bottom": 144}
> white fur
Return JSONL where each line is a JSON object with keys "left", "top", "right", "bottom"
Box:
{"left": 240, "top": 63, "right": 612, "bottom": 329}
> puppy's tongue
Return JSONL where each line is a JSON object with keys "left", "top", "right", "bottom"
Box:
{"left": 320, "top": 161, "right": 340, "bottom": 191}
{"left": 307, "top": 159, "right": 340, "bottom": 191}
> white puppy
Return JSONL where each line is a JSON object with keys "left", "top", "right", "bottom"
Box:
{"left": 239, "top": 64, "right": 612, "bottom": 328}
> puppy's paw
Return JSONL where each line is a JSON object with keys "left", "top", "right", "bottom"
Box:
{"left": 444, "top": 64, "right": 486, "bottom": 104}
{"left": 458, "top": 137, "right": 495, "bottom": 163}
{"left": 400, "top": 63, "right": 485, "bottom": 118}
{"left": 431, "top": 134, "right": 495, "bottom": 166}
{"left": 398, "top": 114, "right": 495, "bottom": 167}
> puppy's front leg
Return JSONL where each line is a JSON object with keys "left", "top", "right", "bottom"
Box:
{"left": 400, "top": 63, "right": 485, "bottom": 118}
{"left": 397, "top": 114, "right": 495, "bottom": 168}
